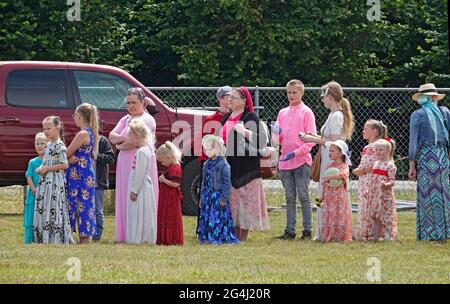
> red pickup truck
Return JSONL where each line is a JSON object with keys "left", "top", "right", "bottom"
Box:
{"left": 0, "top": 61, "right": 277, "bottom": 215}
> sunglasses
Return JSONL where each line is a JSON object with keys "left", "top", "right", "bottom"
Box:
{"left": 320, "top": 87, "right": 329, "bottom": 98}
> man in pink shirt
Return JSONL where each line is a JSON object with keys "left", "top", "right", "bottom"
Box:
{"left": 273, "top": 79, "right": 317, "bottom": 240}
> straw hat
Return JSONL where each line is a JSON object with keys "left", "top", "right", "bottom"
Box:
{"left": 412, "top": 83, "right": 446, "bottom": 101}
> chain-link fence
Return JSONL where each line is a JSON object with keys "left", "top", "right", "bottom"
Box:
{"left": 148, "top": 86, "right": 450, "bottom": 203}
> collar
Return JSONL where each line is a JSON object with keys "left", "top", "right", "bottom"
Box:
{"left": 289, "top": 102, "right": 304, "bottom": 109}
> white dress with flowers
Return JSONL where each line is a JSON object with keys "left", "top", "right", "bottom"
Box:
{"left": 34, "top": 140, "right": 74, "bottom": 244}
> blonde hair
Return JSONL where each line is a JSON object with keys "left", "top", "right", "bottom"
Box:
{"left": 35, "top": 132, "right": 47, "bottom": 142}
{"left": 202, "top": 134, "right": 227, "bottom": 158}
{"left": 76, "top": 103, "right": 100, "bottom": 159}
{"left": 128, "top": 118, "right": 155, "bottom": 150}
{"left": 43, "top": 116, "right": 64, "bottom": 142}
{"left": 375, "top": 138, "right": 396, "bottom": 160}
{"left": 286, "top": 79, "right": 305, "bottom": 92}
{"left": 321, "top": 81, "right": 354, "bottom": 139}
{"left": 156, "top": 141, "right": 182, "bottom": 164}
{"left": 366, "top": 119, "right": 388, "bottom": 140}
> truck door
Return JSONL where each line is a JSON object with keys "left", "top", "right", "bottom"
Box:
{"left": 0, "top": 68, "right": 76, "bottom": 184}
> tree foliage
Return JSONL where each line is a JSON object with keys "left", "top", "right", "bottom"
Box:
{"left": 0, "top": 0, "right": 139, "bottom": 71}
{"left": 0, "top": 0, "right": 448, "bottom": 86}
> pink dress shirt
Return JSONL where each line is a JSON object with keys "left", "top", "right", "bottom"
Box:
{"left": 273, "top": 103, "right": 317, "bottom": 170}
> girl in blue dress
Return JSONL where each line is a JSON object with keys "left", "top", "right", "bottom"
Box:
{"left": 67, "top": 103, "right": 99, "bottom": 244}
{"left": 197, "top": 135, "right": 239, "bottom": 245}
{"left": 24, "top": 132, "right": 48, "bottom": 244}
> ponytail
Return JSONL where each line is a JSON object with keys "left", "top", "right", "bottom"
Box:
{"left": 89, "top": 105, "right": 99, "bottom": 160}
{"left": 60, "top": 122, "right": 65, "bottom": 143}
{"left": 387, "top": 138, "right": 396, "bottom": 160}
{"left": 322, "top": 81, "right": 354, "bottom": 140}
{"left": 76, "top": 103, "right": 100, "bottom": 159}
{"left": 339, "top": 97, "right": 354, "bottom": 140}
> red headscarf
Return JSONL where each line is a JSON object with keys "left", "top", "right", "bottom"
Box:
{"left": 239, "top": 86, "right": 254, "bottom": 113}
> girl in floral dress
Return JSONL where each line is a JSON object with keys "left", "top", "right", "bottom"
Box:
{"left": 34, "top": 116, "right": 74, "bottom": 244}
{"left": 353, "top": 120, "right": 388, "bottom": 241}
{"left": 67, "top": 103, "right": 99, "bottom": 244}
{"left": 321, "top": 140, "right": 352, "bottom": 243}
{"left": 197, "top": 135, "right": 239, "bottom": 245}
{"left": 366, "top": 139, "right": 398, "bottom": 241}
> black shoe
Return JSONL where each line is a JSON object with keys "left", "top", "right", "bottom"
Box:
{"left": 299, "top": 230, "right": 312, "bottom": 241}
{"left": 275, "top": 232, "right": 296, "bottom": 240}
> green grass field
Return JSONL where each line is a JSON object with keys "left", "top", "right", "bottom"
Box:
{"left": 0, "top": 185, "right": 448, "bottom": 284}
{"left": 1, "top": 210, "right": 449, "bottom": 284}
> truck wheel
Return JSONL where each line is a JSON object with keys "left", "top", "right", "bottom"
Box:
{"left": 181, "top": 159, "right": 202, "bottom": 216}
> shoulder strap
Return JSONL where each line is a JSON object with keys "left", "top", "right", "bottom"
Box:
{"left": 240, "top": 109, "right": 253, "bottom": 122}
{"left": 220, "top": 111, "right": 232, "bottom": 125}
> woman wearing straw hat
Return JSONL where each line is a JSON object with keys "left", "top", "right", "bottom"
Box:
{"left": 409, "top": 83, "right": 450, "bottom": 241}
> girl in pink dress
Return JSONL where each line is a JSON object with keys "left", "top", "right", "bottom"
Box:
{"left": 366, "top": 139, "right": 398, "bottom": 241}
{"left": 109, "top": 88, "right": 159, "bottom": 243}
{"left": 321, "top": 140, "right": 352, "bottom": 243}
{"left": 352, "top": 120, "right": 388, "bottom": 241}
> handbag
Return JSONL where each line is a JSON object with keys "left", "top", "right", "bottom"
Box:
{"left": 310, "top": 147, "right": 321, "bottom": 182}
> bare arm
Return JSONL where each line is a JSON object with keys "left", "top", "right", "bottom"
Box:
{"left": 67, "top": 131, "right": 89, "bottom": 158}
{"left": 353, "top": 165, "right": 374, "bottom": 176}
{"left": 302, "top": 133, "right": 342, "bottom": 146}
{"left": 116, "top": 137, "right": 137, "bottom": 151}
{"left": 109, "top": 132, "right": 126, "bottom": 145}
{"left": 26, "top": 176, "right": 36, "bottom": 194}
{"left": 37, "top": 163, "right": 69, "bottom": 175}
{"left": 47, "top": 163, "right": 69, "bottom": 171}
{"left": 408, "top": 160, "right": 416, "bottom": 181}
{"left": 382, "top": 180, "right": 395, "bottom": 188}
{"left": 159, "top": 174, "right": 180, "bottom": 188}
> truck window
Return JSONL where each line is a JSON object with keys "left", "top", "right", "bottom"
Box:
{"left": 6, "top": 70, "right": 68, "bottom": 108}
{"left": 73, "top": 70, "right": 133, "bottom": 110}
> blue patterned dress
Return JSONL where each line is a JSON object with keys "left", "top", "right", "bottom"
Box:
{"left": 67, "top": 128, "right": 96, "bottom": 237}
{"left": 416, "top": 145, "right": 450, "bottom": 240}
{"left": 197, "top": 158, "right": 239, "bottom": 245}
